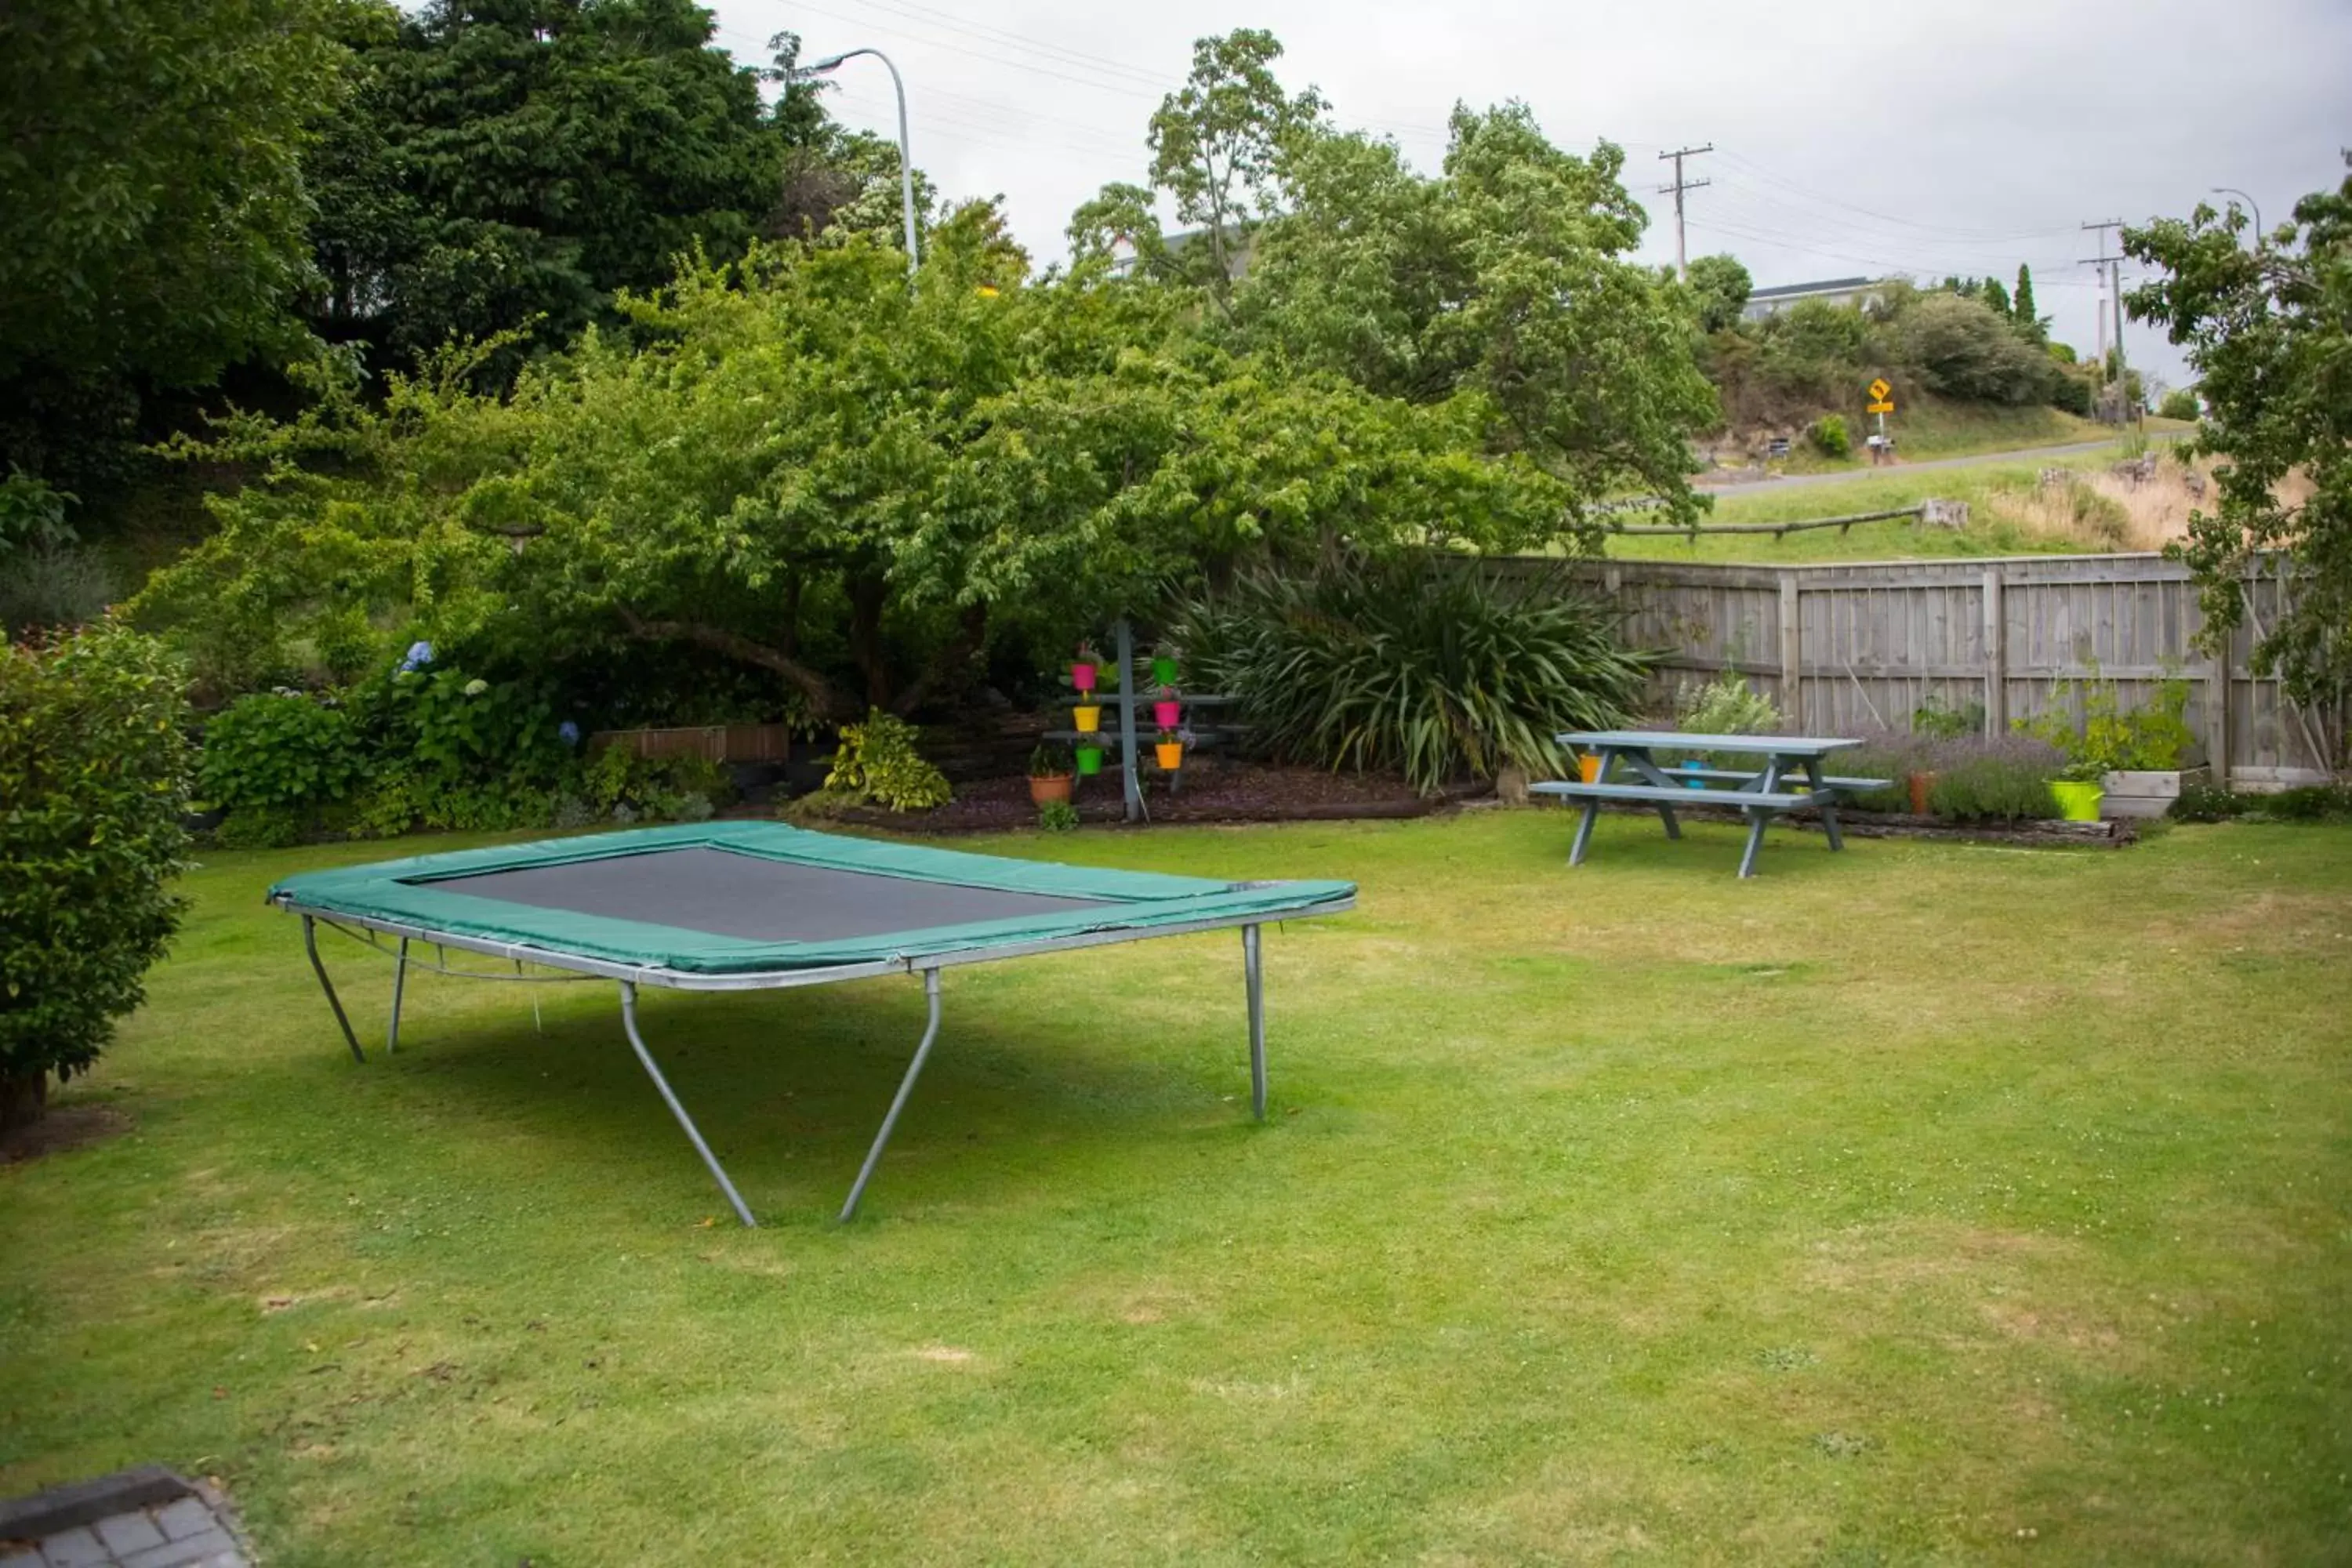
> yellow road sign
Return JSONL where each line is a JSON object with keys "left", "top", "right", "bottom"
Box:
{"left": 1867, "top": 399, "right": 1896, "bottom": 414}
{"left": 1867, "top": 377, "right": 1892, "bottom": 401}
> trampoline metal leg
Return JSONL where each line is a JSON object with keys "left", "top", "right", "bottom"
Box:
{"left": 619, "top": 981, "right": 757, "bottom": 1229}
{"left": 303, "top": 916, "right": 366, "bottom": 1065}
{"left": 1243, "top": 924, "right": 1267, "bottom": 1120}
{"left": 839, "top": 967, "right": 945, "bottom": 1225}
{"left": 387, "top": 937, "right": 409, "bottom": 1054}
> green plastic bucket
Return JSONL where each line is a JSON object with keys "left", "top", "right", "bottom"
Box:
{"left": 2050, "top": 780, "right": 2103, "bottom": 822}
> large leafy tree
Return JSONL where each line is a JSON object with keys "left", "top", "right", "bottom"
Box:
{"left": 2128, "top": 158, "right": 2352, "bottom": 724}
{"left": 1232, "top": 104, "right": 1720, "bottom": 531}
{"left": 1686, "top": 254, "right": 1755, "bottom": 335}
{"left": 305, "top": 0, "right": 809, "bottom": 370}
{"left": 136, "top": 227, "right": 1574, "bottom": 714}
{"left": 0, "top": 0, "right": 350, "bottom": 481}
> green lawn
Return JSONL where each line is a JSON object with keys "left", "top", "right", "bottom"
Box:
{"left": 5, "top": 813, "right": 2350, "bottom": 1564}
{"left": 1612, "top": 452, "right": 2124, "bottom": 565}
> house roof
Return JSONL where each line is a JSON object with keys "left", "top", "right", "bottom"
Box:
{"left": 1748, "top": 277, "right": 1877, "bottom": 300}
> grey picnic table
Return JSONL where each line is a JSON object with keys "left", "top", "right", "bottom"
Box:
{"left": 1533, "top": 730, "right": 1886, "bottom": 879}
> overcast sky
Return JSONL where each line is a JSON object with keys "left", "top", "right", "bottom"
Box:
{"left": 704, "top": 0, "right": 2352, "bottom": 389}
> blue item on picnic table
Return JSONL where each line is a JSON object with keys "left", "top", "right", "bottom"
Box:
{"left": 1529, "top": 731, "right": 1889, "bottom": 878}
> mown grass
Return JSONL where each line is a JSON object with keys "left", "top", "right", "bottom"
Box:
{"left": 1612, "top": 452, "right": 2125, "bottom": 565}
{"left": 4, "top": 813, "right": 2350, "bottom": 1564}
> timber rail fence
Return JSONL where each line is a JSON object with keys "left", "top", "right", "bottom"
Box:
{"left": 1489, "top": 551, "right": 2342, "bottom": 789}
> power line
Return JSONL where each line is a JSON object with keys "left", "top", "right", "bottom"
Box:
{"left": 1657, "top": 143, "right": 1712, "bottom": 280}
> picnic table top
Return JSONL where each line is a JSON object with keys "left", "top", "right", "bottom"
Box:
{"left": 1558, "top": 730, "right": 1864, "bottom": 757}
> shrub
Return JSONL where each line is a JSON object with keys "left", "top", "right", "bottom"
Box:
{"left": 1036, "top": 800, "right": 1080, "bottom": 832}
{"left": 2016, "top": 673, "right": 2194, "bottom": 773}
{"left": 198, "top": 691, "right": 365, "bottom": 815}
{"left": 1806, "top": 414, "right": 1851, "bottom": 459}
{"left": 0, "top": 619, "right": 192, "bottom": 1130}
{"left": 1176, "top": 556, "right": 1653, "bottom": 796}
{"left": 1674, "top": 671, "right": 1782, "bottom": 737}
{"left": 584, "top": 747, "right": 732, "bottom": 822}
{"left": 2158, "top": 387, "right": 2200, "bottom": 421}
{"left": 1926, "top": 737, "right": 2063, "bottom": 822}
{"left": 1911, "top": 695, "right": 1984, "bottom": 741}
{"left": 0, "top": 544, "right": 114, "bottom": 637}
{"left": 823, "top": 710, "right": 951, "bottom": 812}
{"left": 2170, "top": 782, "right": 2249, "bottom": 822}
{"left": 1897, "top": 292, "right": 2056, "bottom": 405}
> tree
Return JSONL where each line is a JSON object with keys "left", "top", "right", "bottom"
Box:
{"left": 0, "top": 0, "right": 350, "bottom": 483}
{"left": 1980, "top": 277, "right": 2013, "bottom": 318}
{"left": 1138, "top": 30, "right": 1327, "bottom": 309}
{"left": 2127, "top": 157, "right": 2352, "bottom": 723}
{"left": 2013, "top": 263, "right": 2044, "bottom": 338}
{"left": 1686, "top": 254, "right": 1755, "bottom": 334}
{"left": 305, "top": 0, "right": 807, "bottom": 372}
{"left": 0, "top": 620, "right": 191, "bottom": 1132}
{"left": 1897, "top": 292, "right": 2055, "bottom": 404}
{"left": 1226, "top": 100, "right": 1719, "bottom": 529}
{"left": 136, "top": 230, "right": 1576, "bottom": 713}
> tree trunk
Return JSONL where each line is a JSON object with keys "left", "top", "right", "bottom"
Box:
{"left": 889, "top": 600, "right": 989, "bottom": 717}
{"left": 0, "top": 1069, "right": 47, "bottom": 1135}
{"left": 847, "top": 573, "right": 891, "bottom": 710}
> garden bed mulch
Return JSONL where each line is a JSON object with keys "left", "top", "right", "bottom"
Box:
{"left": 827, "top": 764, "right": 1471, "bottom": 833}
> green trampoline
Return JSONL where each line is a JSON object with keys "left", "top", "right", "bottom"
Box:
{"left": 270, "top": 822, "right": 1355, "bottom": 1226}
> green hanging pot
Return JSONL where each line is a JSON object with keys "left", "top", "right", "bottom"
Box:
{"left": 1074, "top": 744, "right": 1105, "bottom": 776}
{"left": 1151, "top": 655, "right": 1178, "bottom": 686}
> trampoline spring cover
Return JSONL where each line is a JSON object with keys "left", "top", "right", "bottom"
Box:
{"left": 268, "top": 822, "right": 1355, "bottom": 975}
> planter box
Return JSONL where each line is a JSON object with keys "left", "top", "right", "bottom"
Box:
{"left": 2100, "top": 765, "right": 2209, "bottom": 819}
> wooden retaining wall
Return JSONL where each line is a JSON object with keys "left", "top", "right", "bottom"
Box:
{"left": 1489, "top": 552, "right": 2342, "bottom": 788}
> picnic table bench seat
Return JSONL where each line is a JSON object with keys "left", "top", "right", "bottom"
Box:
{"left": 1529, "top": 780, "right": 1817, "bottom": 811}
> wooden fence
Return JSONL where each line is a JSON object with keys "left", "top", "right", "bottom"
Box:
{"left": 1490, "top": 552, "right": 2342, "bottom": 788}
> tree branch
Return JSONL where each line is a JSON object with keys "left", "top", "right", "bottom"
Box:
{"left": 887, "top": 600, "right": 989, "bottom": 717}
{"left": 614, "top": 607, "right": 849, "bottom": 718}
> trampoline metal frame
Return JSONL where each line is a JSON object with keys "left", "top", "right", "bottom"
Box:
{"left": 277, "top": 891, "right": 1349, "bottom": 1228}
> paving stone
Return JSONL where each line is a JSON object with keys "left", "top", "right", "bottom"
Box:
{"left": 96, "top": 1513, "right": 168, "bottom": 1556}
{"left": 148, "top": 1502, "right": 213, "bottom": 1545}
{"left": 120, "top": 1527, "right": 241, "bottom": 1568}
{"left": 34, "top": 1527, "right": 110, "bottom": 1568}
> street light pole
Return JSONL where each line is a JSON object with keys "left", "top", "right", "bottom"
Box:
{"left": 2210, "top": 187, "right": 2263, "bottom": 247}
{"left": 802, "top": 48, "right": 919, "bottom": 278}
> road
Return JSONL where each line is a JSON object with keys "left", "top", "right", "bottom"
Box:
{"left": 1697, "top": 432, "right": 2180, "bottom": 499}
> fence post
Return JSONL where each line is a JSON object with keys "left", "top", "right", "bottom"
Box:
{"left": 2209, "top": 634, "right": 2233, "bottom": 792}
{"left": 1778, "top": 575, "right": 1802, "bottom": 729}
{"left": 1980, "top": 565, "right": 2006, "bottom": 737}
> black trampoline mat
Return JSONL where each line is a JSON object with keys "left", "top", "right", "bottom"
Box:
{"left": 415, "top": 846, "right": 1120, "bottom": 944}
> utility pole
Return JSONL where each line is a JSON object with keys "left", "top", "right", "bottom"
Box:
{"left": 2080, "top": 218, "right": 2131, "bottom": 426}
{"left": 1657, "top": 143, "right": 1713, "bottom": 280}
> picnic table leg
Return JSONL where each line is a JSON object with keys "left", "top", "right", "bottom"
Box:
{"left": 1568, "top": 798, "right": 1599, "bottom": 866}
{"left": 1804, "top": 757, "right": 1846, "bottom": 850}
{"left": 1737, "top": 808, "right": 1770, "bottom": 879}
{"left": 1617, "top": 746, "right": 1682, "bottom": 840}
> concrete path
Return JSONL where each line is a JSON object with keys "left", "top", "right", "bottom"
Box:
{"left": 1, "top": 1472, "right": 246, "bottom": 1568}
{"left": 1697, "top": 431, "right": 2181, "bottom": 499}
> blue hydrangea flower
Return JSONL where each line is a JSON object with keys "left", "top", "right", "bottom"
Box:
{"left": 399, "top": 640, "right": 434, "bottom": 672}
{"left": 558, "top": 720, "right": 582, "bottom": 747}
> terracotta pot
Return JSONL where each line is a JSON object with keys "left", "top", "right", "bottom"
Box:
{"left": 1072, "top": 704, "right": 1102, "bottom": 733}
{"left": 1156, "top": 742, "right": 1184, "bottom": 770}
{"left": 1071, "top": 662, "right": 1098, "bottom": 693}
{"left": 1074, "top": 746, "right": 1104, "bottom": 776}
{"left": 1029, "top": 774, "right": 1073, "bottom": 806}
{"left": 1907, "top": 770, "right": 1937, "bottom": 815}
{"left": 1153, "top": 699, "right": 1182, "bottom": 728}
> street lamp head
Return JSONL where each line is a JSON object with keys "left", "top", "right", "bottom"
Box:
{"left": 803, "top": 53, "right": 851, "bottom": 74}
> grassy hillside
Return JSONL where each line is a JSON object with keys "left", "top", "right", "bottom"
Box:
{"left": 1610, "top": 443, "right": 2205, "bottom": 565}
